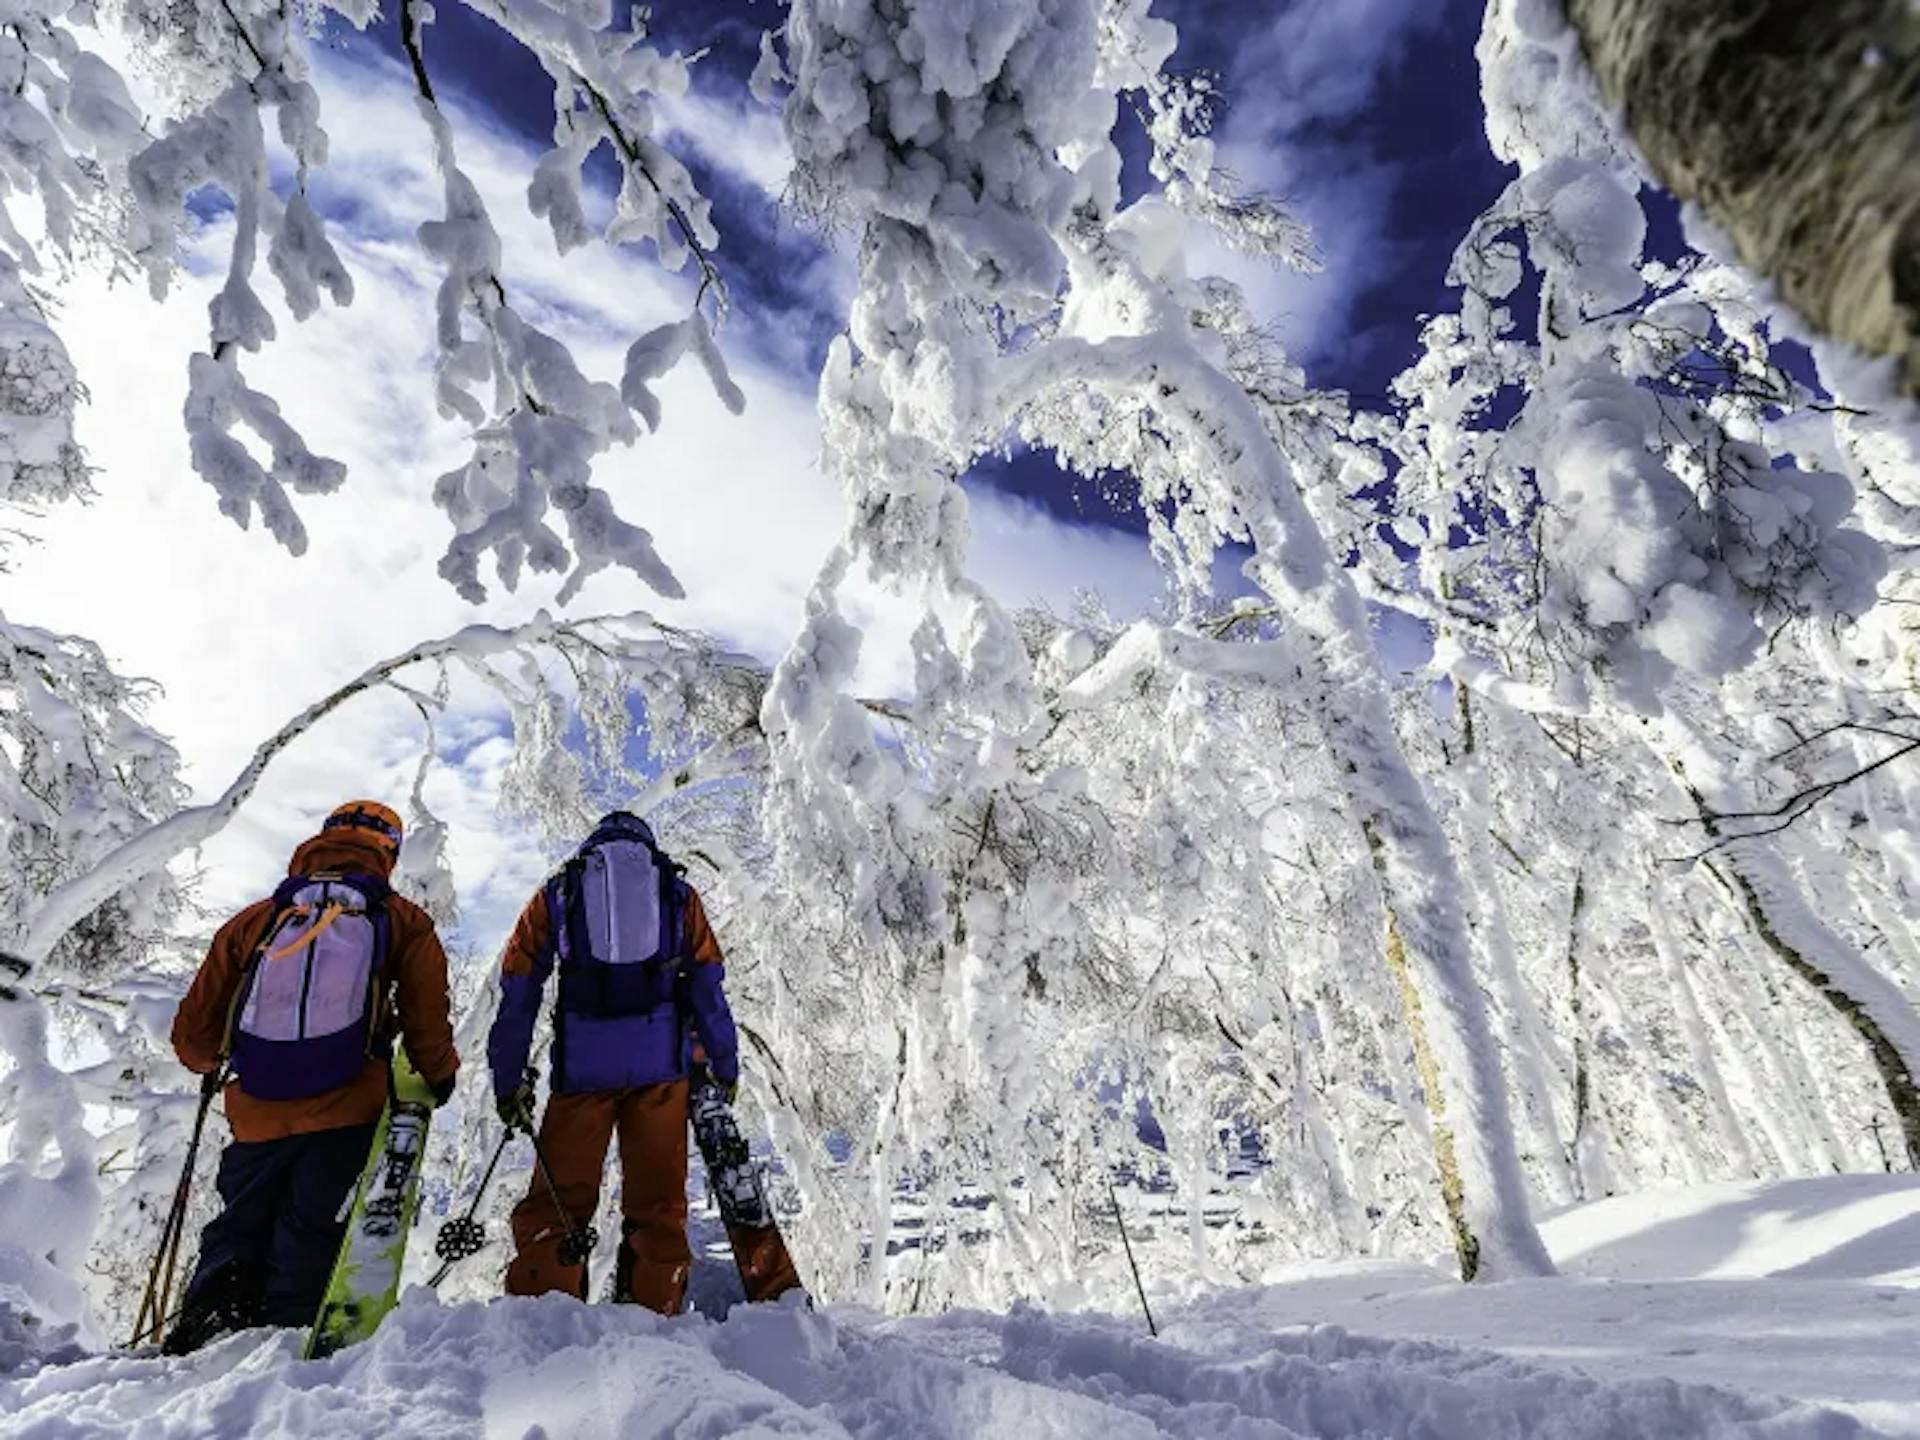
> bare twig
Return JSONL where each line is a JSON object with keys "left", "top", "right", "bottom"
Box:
{"left": 1212, "top": 1012, "right": 1291, "bottom": 1101}
{"left": 1489, "top": 830, "right": 1533, "bottom": 875}
{"left": 1664, "top": 725, "right": 1920, "bottom": 859}
{"left": 399, "top": 0, "right": 437, "bottom": 105}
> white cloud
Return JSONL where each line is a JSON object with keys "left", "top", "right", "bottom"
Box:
{"left": 961, "top": 487, "right": 1169, "bottom": 620}
{"left": 1229, "top": 0, "right": 1446, "bottom": 137}
{"left": 657, "top": 86, "right": 793, "bottom": 202}
{"left": 1194, "top": 0, "right": 1451, "bottom": 380}
{"left": 12, "top": 45, "right": 1171, "bottom": 961}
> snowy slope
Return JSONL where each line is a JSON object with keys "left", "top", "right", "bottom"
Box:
{"left": 1174, "top": 1175, "right": 1920, "bottom": 1438}
{"left": 1, "top": 1175, "right": 1913, "bottom": 1439}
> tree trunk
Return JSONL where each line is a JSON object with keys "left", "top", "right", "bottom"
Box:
{"left": 1565, "top": 872, "right": 1594, "bottom": 1197}
{"left": 1365, "top": 823, "right": 1481, "bottom": 1280}
{"left": 1677, "top": 768, "right": 1920, "bottom": 1170}
{"left": 1645, "top": 878, "right": 1762, "bottom": 1178}
{"left": 1565, "top": 0, "right": 1920, "bottom": 396}
{"left": 1706, "top": 844, "right": 1920, "bottom": 1170}
{"left": 1450, "top": 690, "right": 1577, "bottom": 1206}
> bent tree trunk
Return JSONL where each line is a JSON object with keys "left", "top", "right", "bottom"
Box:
{"left": 12, "top": 621, "right": 526, "bottom": 968}
{"left": 1566, "top": 0, "right": 1920, "bottom": 396}
{"left": 1681, "top": 778, "right": 1920, "bottom": 1170}
{"left": 14, "top": 609, "right": 729, "bottom": 970}
{"left": 1706, "top": 838, "right": 1920, "bottom": 1170}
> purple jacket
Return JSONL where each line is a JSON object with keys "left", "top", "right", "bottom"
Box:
{"left": 486, "top": 869, "right": 738, "bottom": 1099}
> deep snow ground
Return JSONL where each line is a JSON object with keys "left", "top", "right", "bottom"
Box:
{"left": 1, "top": 1175, "right": 1915, "bottom": 1439}
{"left": 1174, "top": 1175, "right": 1920, "bottom": 1437}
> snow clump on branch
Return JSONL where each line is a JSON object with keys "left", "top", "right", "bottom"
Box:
{"left": 0, "top": 0, "right": 742, "bottom": 600}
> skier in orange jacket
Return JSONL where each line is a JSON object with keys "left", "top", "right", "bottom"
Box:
{"left": 165, "top": 801, "right": 458, "bottom": 1352}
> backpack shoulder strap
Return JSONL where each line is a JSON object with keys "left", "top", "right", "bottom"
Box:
{"left": 557, "top": 855, "right": 590, "bottom": 962}
{"left": 358, "top": 879, "right": 398, "bottom": 1057}
{"left": 662, "top": 866, "right": 691, "bottom": 964}
{"left": 555, "top": 854, "right": 607, "bottom": 1015}
{"left": 345, "top": 872, "right": 393, "bottom": 907}
{"left": 540, "top": 868, "right": 569, "bottom": 960}
{"left": 218, "top": 890, "right": 303, "bottom": 1060}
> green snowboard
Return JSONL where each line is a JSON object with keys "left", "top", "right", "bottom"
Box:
{"left": 305, "top": 1053, "right": 437, "bottom": 1359}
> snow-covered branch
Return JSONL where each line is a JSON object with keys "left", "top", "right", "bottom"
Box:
{"left": 11, "top": 608, "right": 718, "bottom": 967}
{"left": 0, "top": 0, "right": 749, "bottom": 598}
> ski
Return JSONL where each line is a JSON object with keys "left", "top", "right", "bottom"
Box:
{"left": 688, "top": 1069, "right": 804, "bottom": 1305}
{"left": 304, "top": 1053, "right": 436, "bottom": 1358}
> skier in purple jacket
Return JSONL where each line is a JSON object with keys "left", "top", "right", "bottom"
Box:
{"left": 486, "top": 811, "right": 738, "bottom": 1311}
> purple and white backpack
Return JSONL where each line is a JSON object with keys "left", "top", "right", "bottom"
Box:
{"left": 552, "top": 814, "right": 687, "bottom": 1019}
{"left": 226, "top": 872, "right": 393, "bottom": 1100}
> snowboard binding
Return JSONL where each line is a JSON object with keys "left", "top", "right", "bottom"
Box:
{"left": 690, "top": 1072, "right": 774, "bottom": 1229}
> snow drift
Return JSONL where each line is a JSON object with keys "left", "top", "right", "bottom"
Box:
{"left": 0, "top": 1287, "right": 1872, "bottom": 1440}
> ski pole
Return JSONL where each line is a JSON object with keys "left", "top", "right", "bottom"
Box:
{"left": 130, "top": 1068, "right": 222, "bottom": 1347}
{"left": 1108, "top": 1180, "right": 1158, "bottom": 1338}
{"left": 427, "top": 1128, "right": 513, "bottom": 1287}
{"left": 527, "top": 1127, "right": 599, "bottom": 1268}
{"left": 132, "top": 1070, "right": 220, "bottom": 1346}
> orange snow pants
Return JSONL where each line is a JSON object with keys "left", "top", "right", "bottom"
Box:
{"left": 505, "top": 1079, "right": 690, "bottom": 1313}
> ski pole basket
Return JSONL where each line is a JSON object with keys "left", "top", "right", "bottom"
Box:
{"left": 433, "top": 1216, "right": 487, "bottom": 1265}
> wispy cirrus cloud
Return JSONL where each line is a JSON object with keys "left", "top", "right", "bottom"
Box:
{"left": 1172, "top": 0, "right": 1500, "bottom": 396}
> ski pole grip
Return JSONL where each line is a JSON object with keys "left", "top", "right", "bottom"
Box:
{"left": 199, "top": 1069, "right": 222, "bottom": 1098}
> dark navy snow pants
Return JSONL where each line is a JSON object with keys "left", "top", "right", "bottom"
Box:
{"left": 183, "top": 1123, "right": 376, "bottom": 1327}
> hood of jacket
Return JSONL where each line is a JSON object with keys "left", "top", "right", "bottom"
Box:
{"left": 288, "top": 828, "right": 399, "bottom": 881}
{"left": 581, "top": 812, "right": 656, "bottom": 853}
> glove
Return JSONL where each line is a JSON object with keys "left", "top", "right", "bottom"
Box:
{"left": 691, "top": 1063, "right": 736, "bottom": 1105}
{"left": 428, "top": 1073, "right": 457, "bottom": 1108}
{"left": 497, "top": 1077, "right": 538, "bottom": 1134}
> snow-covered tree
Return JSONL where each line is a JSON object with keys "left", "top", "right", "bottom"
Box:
{"left": 751, "top": 0, "right": 1562, "bottom": 1282}
{"left": 0, "top": 614, "right": 191, "bottom": 1341}
{"left": 1382, "top": 0, "right": 1920, "bottom": 1165}
{"left": 1564, "top": 0, "right": 1920, "bottom": 400}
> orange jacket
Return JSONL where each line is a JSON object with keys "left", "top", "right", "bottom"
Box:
{"left": 171, "top": 829, "right": 459, "bottom": 1142}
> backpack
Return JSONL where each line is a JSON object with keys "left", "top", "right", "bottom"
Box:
{"left": 224, "top": 872, "right": 393, "bottom": 1101}
{"left": 552, "top": 819, "right": 688, "bottom": 1019}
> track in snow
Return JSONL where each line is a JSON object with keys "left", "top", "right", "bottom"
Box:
{"left": 0, "top": 1286, "right": 1883, "bottom": 1439}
